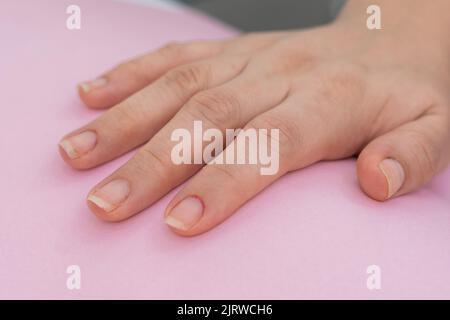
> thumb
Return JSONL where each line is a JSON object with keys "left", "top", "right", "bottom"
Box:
{"left": 357, "top": 113, "right": 450, "bottom": 201}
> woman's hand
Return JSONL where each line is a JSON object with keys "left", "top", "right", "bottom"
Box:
{"left": 59, "top": 3, "right": 450, "bottom": 236}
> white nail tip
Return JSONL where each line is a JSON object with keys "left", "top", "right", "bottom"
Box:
{"left": 87, "top": 194, "right": 115, "bottom": 212}
{"left": 79, "top": 82, "right": 91, "bottom": 93}
{"left": 59, "top": 140, "right": 78, "bottom": 159}
{"left": 164, "top": 216, "right": 186, "bottom": 230}
{"left": 79, "top": 78, "right": 106, "bottom": 93}
{"left": 379, "top": 159, "right": 405, "bottom": 199}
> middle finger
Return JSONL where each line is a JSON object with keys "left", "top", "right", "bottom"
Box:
{"left": 87, "top": 68, "right": 291, "bottom": 221}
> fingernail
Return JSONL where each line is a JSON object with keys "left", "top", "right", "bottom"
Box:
{"left": 79, "top": 77, "right": 107, "bottom": 93}
{"left": 379, "top": 158, "right": 405, "bottom": 199}
{"left": 87, "top": 179, "right": 130, "bottom": 213}
{"left": 165, "top": 196, "right": 204, "bottom": 231}
{"left": 59, "top": 131, "right": 97, "bottom": 159}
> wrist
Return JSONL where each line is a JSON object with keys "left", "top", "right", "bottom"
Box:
{"left": 334, "top": 1, "right": 450, "bottom": 59}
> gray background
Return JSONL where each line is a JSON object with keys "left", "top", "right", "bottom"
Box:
{"left": 179, "top": 0, "right": 344, "bottom": 31}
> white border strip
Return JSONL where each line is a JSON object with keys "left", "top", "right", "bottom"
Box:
{"left": 115, "top": 0, "right": 182, "bottom": 12}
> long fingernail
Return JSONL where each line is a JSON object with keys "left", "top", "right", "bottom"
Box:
{"left": 59, "top": 131, "right": 97, "bottom": 159}
{"left": 165, "top": 196, "right": 204, "bottom": 231}
{"left": 87, "top": 179, "right": 130, "bottom": 213}
{"left": 379, "top": 158, "right": 405, "bottom": 199}
{"left": 79, "top": 77, "right": 107, "bottom": 93}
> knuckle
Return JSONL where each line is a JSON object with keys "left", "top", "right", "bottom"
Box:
{"left": 300, "top": 65, "right": 367, "bottom": 120}
{"left": 250, "top": 114, "right": 300, "bottom": 150}
{"left": 284, "top": 50, "right": 318, "bottom": 71}
{"left": 244, "top": 36, "right": 321, "bottom": 75}
{"left": 186, "top": 89, "right": 241, "bottom": 127}
{"left": 109, "top": 104, "right": 141, "bottom": 130}
{"left": 134, "top": 146, "right": 171, "bottom": 178}
{"left": 315, "top": 64, "right": 367, "bottom": 101}
{"left": 271, "top": 50, "right": 319, "bottom": 74}
{"left": 163, "top": 64, "right": 207, "bottom": 94}
{"left": 207, "top": 165, "right": 248, "bottom": 195}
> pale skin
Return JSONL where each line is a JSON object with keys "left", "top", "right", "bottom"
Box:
{"left": 59, "top": 0, "right": 450, "bottom": 236}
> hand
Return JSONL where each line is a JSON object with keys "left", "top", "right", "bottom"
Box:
{"left": 59, "top": 16, "right": 450, "bottom": 236}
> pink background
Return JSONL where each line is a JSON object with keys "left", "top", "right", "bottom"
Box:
{"left": 1, "top": 0, "right": 450, "bottom": 299}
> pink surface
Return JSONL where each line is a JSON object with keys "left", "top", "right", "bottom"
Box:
{"left": 1, "top": 0, "right": 450, "bottom": 300}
